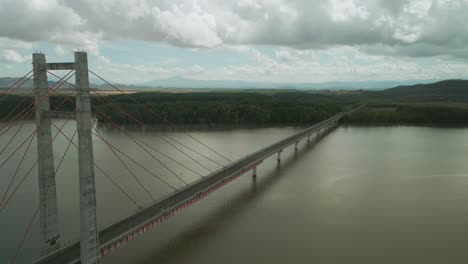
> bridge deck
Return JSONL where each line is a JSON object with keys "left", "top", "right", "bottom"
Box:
{"left": 34, "top": 113, "right": 343, "bottom": 264}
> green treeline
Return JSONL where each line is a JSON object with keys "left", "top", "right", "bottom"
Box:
{"left": 0, "top": 92, "right": 352, "bottom": 125}
{"left": 344, "top": 104, "right": 468, "bottom": 125}
{"left": 1, "top": 90, "right": 468, "bottom": 126}
{"left": 92, "top": 92, "right": 352, "bottom": 125}
{"left": 0, "top": 95, "right": 33, "bottom": 119}
{"left": 0, "top": 95, "right": 75, "bottom": 120}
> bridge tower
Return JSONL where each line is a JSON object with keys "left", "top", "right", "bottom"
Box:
{"left": 33, "top": 53, "right": 61, "bottom": 255}
{"left": 33, "top": 52, "right": 100, "bottom": 263}
{"left": 75, "top": 51, "right": 100, "bottom": 264}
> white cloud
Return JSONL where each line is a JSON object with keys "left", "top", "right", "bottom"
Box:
{"left": 0, "top": 0, "right": 83, "bottom": 43}
{"left": 0, "top": 50, "right": 28, "bottom": 63}
{"left": 0, "top": 0, "right": 467, "bottom": 57}
{"left": 151, "top": 3, "right": 222, "bottom": 47}
{"left": 329, "top": 0, "right": 370, "bottom": 21}
{"left": 97, "top": 55, "right": 111, "bottom": 65}
{"left": 1, "top": 0, "right": 468, "bottom": 83}
{"left": 54, "top": 45, "right": 67, "bottom": 56}
{"left": 86, "top": 45, "right": 467, "bottom": 84}
{"left": 0, "top": 37, "right": 33, "bottom": 50}
{"left": 275, "top": 48, "right": 318, "bottom": 63}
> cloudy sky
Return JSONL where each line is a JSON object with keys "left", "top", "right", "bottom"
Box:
{"left": 1, "top": 0, "right": 468, "bottom": 84}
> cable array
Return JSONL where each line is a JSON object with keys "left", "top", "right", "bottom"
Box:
{"left": 89, "top": 69, "right": 231, "bottom": 163}
{"left": 92, "top": 128, "right": 157, "bottom": 201}
{"left": 49, "top": 121, "right": 139, "bottom": 207}
{"left": 5, "top": 71, "right": 140, "bottom": 263}
{"left": 0, "top": 70, "right": 33, "bottom": 103}
{"left": 2, "top": 67, "right": 235, "bottom": 263}
{"left": 0, "top": 71, "right": 74, "bottom": 136}
{"left": 47, "top": 70, "right": 220, "bottom": 183}
{"left": 88, "top": 86, "right": 216, "bottom": 174}
{"left": 44, "top": 79, "right": 186, "bottom": 201}
{"left": 0, "top": 73, "right": 75, "bottom": 209}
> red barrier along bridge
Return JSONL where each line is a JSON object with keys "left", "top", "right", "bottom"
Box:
{"left": 33, "top": 113, "right": 343, "bottom": 264}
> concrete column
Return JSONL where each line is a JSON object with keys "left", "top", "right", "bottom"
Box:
{"left": 277, "top": 150, "right": 282, "bottom": 163}
{"left": 33, "top": 53, "right": 61, "bottom": 256}
{"left": 294, "top": 141, "right": 299, "bottom": 152}
{"left": 307, "top": 135, "right": 311, "bottom": 143}
{"left": 75, "top": 52, "right": 100, "bottom": 264}
{"left": 252, "top": 166, "right": 257, "bottom": 178}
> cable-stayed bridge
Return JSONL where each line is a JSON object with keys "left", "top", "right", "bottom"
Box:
{"left": 0, "top": 52, "right": 343, "bottom": 264}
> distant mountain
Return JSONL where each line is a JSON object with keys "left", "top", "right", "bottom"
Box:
{"left": 0, "top": 77, "right": 23, "bottom": 87}
{"left": 0, "top": 77, "right": 85, "bottom": 90}
{"left": 0, "top": 75, "right": 460, "bottom": 91}
{"left": 137, "top": 76, "right": 441, "bottom": 90}
{"left": 382, "top": 79, "right": 468, "bottom": 101}
{"left": 138, "top": 76, "right": 268, "bottom": 89}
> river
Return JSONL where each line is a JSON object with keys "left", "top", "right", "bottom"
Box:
{"left": 1, "top": 122, "right": 468, "bottom": 263}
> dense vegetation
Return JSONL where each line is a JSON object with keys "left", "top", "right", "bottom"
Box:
{"left": 0, "top": 92, "right": 355, "bottom": 125}
{"left": 344, "top": 104, "right": 468, "bottom": 125}
{"left": 92, "top": 92, "right": 355, "bottom": 125}
{"left": 348, "top": 80, "right": 468, "bottom": 125}
{"left": 1, "top": 79, "right": 468, "bottom": 126}
{"left": 0, "top": 95, "right": 75, "bottom": 120}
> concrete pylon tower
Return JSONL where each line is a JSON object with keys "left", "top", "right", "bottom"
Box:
{"left": 32, "top": 51, "right": 100, "bottom": 263}
{"left": 33, "top": 53, "right": 61, "bottom": 255}
{"left": 75, "top": 51, "right": 100, "bottom": 264}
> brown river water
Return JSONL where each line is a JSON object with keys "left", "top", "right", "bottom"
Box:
{"left": 1, "top": 121, "right": 468, "bottom": 264}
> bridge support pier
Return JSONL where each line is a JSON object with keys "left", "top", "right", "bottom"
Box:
{"left": 75, "top": 52, "right": 100, "bottom": 264}
{"left": 307, "top": 134, "right": 311, "bottom": 143}
{"left": 277, "top": 150, "right": 282, "bottom": 163}
{"left": 294, "top": 141, "right": 299, "bottom": 152}
{"left": 252, "top": 166, "right": 257, "bottom": 178}
{"left": 33, "top": 53, "right": 61, "bottom": 256}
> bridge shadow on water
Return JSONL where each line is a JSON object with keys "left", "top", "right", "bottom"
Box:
{"left": 142, "top": 129, "right": 335, "bottom": 263}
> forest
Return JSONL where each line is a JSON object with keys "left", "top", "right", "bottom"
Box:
{"left": 0, "top": 92, "right": 356, "bottom": 126}
{"left": 344, "top": 103, "right": 468, "bottom": 125}
{"left": 1, "top": 85, "right": 468, "bottom": 126}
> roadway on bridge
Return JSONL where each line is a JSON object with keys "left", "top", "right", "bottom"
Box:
{"left": 34, "top": 113, "right": 343, "bottom": 264}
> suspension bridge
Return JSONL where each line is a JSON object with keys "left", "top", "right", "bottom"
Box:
{"left": 0, "top": 52, "right": 343, "bottom": 264}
